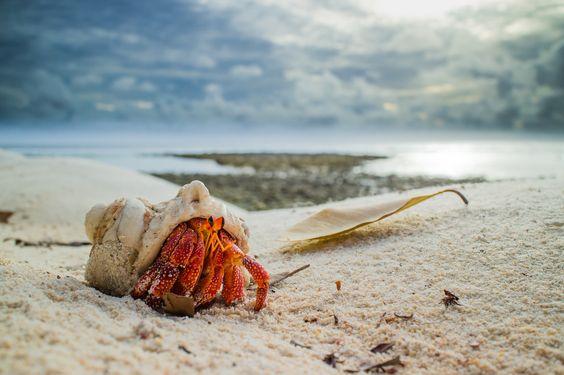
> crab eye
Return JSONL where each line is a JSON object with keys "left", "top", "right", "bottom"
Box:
{"left": 207, "top": 216, "right": 214, "bottom": 228}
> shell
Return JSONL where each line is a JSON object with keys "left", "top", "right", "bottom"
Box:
{"left": 84, "top": 180, "right": 249, "bottom": 296}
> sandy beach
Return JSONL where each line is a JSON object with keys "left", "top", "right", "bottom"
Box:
{"left": 0, "top": 151, "right": 562, "bottom": 374}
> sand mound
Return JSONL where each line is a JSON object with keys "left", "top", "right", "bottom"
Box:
{"left": 0, "top": 152, "right": 245, "bottom": 242}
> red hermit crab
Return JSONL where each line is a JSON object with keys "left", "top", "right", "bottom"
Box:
{"left": 84, "top": 181, "right": 270, "bottom": 312}
{"left": 131, "top": 216, "right": 269, "bottom": 311}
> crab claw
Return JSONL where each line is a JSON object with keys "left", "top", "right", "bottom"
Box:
{"left": 219, "top": 230, "right": 270, "bottom": 311}
{"left": 242, "top": 254, "right": 270, "bottom": 311}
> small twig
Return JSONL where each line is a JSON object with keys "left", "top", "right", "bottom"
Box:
{"left": 270, "top": 264, "right": 310, "bottom": 287}
{"left": 370, "top": 343, "right": 394, "bottom": 354}
{"left": 364, "top": 356, "right": 403, "bottom": 373}
{"left": 376, "top": 312, "right": 386, "bottom": 328}
{"left": 290, "top": 340, "right": 312, "bottom": 349}
{"left": 4, "top": 238, "right": 91, "bottom": 248}
{"left": 178, "top": 345, "right": 192, "bottom": 355}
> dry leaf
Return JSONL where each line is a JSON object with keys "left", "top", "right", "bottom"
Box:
{"left": 370, "top": 343, "right": 394, "bottom": 354}
{"left": 163, "top": 293, "right": 195, "bottom": 317}
{"left": 285, "top": 189, "right": 468, "bottom": 242}
{"left": 442, "top": 289, "right": 461, "bottom": 308}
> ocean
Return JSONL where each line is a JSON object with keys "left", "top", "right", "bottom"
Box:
{"left": 1, "top": 126, "right": 563, "bottom": 180}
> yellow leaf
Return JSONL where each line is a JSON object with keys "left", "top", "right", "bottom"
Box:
{"left": 284, "top": 189, "right": 468, "bottom": 242}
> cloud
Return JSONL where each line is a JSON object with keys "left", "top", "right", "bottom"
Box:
{"left": 134, "top": 100, "right": 154, "bottom": 110}
{"left": 112, "top": 77, "right": 137, "bottom": 91}
{"left": 95, "top": 102, "right": 115, "bottom": 112}
{"left": 0, "top": 0, "right": 562, "bottom": 130}
{"left": 72, "top": 74, "right": 103, "bottom": 86}
{"left": 230, "top": 65, "right": 263, "bottom": 78}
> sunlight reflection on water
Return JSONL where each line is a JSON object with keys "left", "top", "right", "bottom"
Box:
{"left": 358, "top": 142, "right": 564, "bottom": 179}
{"left": 1, "top": 128, "right": 562, "bottom": 179}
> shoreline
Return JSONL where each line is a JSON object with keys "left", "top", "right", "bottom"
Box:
{"left": 155, "top": 153, "right": 485, "bottom": 210}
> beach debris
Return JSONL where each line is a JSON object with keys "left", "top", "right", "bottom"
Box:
{"left": 0, "top": 211, "right": 14, "bottom": 224}
{"left": 4, "top": 237, "right": 91, "bottom": 248}
{"left": 469, "top": 341, "right": 480, "bottom": 350}
{"left": 304, "top": 316, "right": 318, "bottom": 323}
{"left": 370, "top": 343, "right": 394, "bottom": 354}
{"left": 323, "top": 353, "right": 342, "bottom": 368}
{"left": 268, "top": 264, "right": 310, "bottom": 288}
{"left": 442, "top": 289, "right": 461, "bottom": 308}
{"left": 336, "top": 280, "right": 342, "bottom": 291}
{"left": 376, "top": 312, "right": 387, "bottom": 328}
{"left": 85, "top": 181, "right": 270, "bottom": 313}
{"left": 284, "top": 189, "right": 468, "bottom": 242}
{"left": 178, "top": 345, "right": 193, "bottom": 355}
{"left": 364, "top": 356, "right": 403, "bottom": 373}
{"left": 394, "top": 312, "right": 414, "bottom": 320}
{"left": 290, "top": 340, "right": 312, "bottom": 349}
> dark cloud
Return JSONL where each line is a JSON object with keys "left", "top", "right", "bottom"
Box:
{"left": 0, "top": 0, "right": 562, "bottom": 130}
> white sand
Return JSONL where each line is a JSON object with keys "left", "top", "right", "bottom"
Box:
{"left": 0, "top": 152, "right": 562, "bottom": 374}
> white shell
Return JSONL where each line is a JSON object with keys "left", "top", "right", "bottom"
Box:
{"left": 84, "top": 181, "right": 249, "bottom": 296}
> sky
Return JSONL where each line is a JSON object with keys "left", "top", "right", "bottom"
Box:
{"left": 0, "top": 0, "right": 563, "bottom": 131}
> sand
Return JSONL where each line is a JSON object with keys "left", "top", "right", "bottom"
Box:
{"left": 0, "top": 151, "right": 562, "bottom": 374}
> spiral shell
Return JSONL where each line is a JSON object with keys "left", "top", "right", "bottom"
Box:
{"left": 84, "top": 181, "right": 249, "bottom": 296}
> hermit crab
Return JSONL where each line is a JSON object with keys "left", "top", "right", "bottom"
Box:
{"left": 84, "top": 181, "right": 270, "bottom": 312}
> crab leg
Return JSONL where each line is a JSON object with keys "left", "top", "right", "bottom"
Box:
{"left": 219, "top": 230, "right": 270, "bottom": 311}
{"left": 131, "top": 222, "right": 188, "bottom": 298}
{"left": 138, "top": 227, "right": 198, "bottom": 308}
{"left": 221, "top": 265, "right": 245, "bottom": 305}
{"left": 173, "top": 233, "right": 205, "bottom": 295}
{"left": 242, "top": 255, "right": 270, "bottom": 311}
{"left": 193, "top": 242, "right": 225, "bottom": 306}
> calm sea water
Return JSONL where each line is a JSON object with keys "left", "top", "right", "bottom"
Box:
{"left": 1, "top": 126, "right": 563, "bottom": 180}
